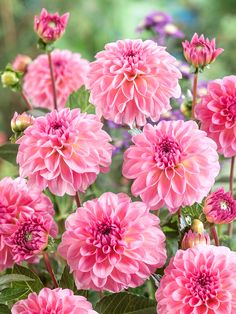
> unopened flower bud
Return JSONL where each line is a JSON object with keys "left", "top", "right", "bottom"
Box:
{"left": 191, "top": 219, "right": 204, "bottom": 234}
{"left": 181, "top": 229, "right": 210, "bottom": 250}
{"left": 12, "top": 54, "right": 32, "bottom": 73}
{"left": 11, "top": 112, "right": 33, "bottom": 133}
{"left": 1, "top": 71, "right": 19, "bottom": 88}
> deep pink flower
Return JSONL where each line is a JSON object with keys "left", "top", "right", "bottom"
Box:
{"left": 122, "top": 120, "right": 220, "bottom": 212}
{"left": 195, "top": 76, "right": 236, "bottom": 157}
{"left": 34, "top": 8, "right": 69, "bottom": 44}
{"left": 181, "top": 230, "right": 210, "bottom": 250}
{"left": 182, "top": 33, "right": 223, "bottom": 69}
{"left": 23, "top": 49, "right": 89, "bottom": 110}
{"left": 12, "top": 54, "right": 31, "bottom": 73}
{"left": 12, "top": 288, "right": 98, "bottom": 314}
{"left": 156, "top": 245, "right": 236, "bottom": 314}
{"left": 17, "top": 108, "right": 113, "bottom": 196}
{"left": 58, "top": 192, "right": 166, "bottom": 292}
{"left": 88, "top": 39, "right": 181, "bottom": 127}
{"left": 7, "top": 214, "right": 56, "bottom": 263}
{"left": 0, "top": 177, "right": 56, "bottom": 271}
{"left": 203, "top": 187, "right": 236, "bottom": 224}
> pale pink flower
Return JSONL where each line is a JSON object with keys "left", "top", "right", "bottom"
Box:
{"left": 12, "top": 54, "right": 32, "bottom": 73}
{"left": 156, "top": 245, "right": 236, "bottom": 314}
{"left": 17, "top": 108, "right": 113, "bottom": 196}
{"left": 181, "top": 230, "right": 210, "bottom": 250}
{"left": 58, "top": 192, "right": 166, "bottom": 292}
{"left": 182, "top": 33, "right": 223, "bottom": 69}
{"left": 11, "top": 112, "right": 34, "bottom": 133}
{"left": 88, "top": 39, "right": 181, "bottom": 127}
{"left": 122, "top": 120, "right": 220, "bottom": 212}
{"left": 12, "top": 287, "right": 98, "bottom": 314}
{"left": 23, "top": 49, "right": 89, "bottom": 110}
{"left": 0, "top": 177, "right": 57, "bottom": 271}
{"left": 203, "top": 187, "right": 236, "bottom": 224}
{"left": 195, "top": 76, "right": 236, "bottom": 157}
{"left": 34, "top": 8, "right": 69, "bottom": 44}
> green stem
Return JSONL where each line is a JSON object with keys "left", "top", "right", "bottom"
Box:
{"left": 210, "top": 225, "right": 219, "bottom": 246}
{"left": 191, "top": 71, "right": 198, "bottom": 119}
{"left": 21, "top": 91, "right": 32, "bottom": 110}
{"left": 47, "top": 51, "right": 58, "bottom": 110}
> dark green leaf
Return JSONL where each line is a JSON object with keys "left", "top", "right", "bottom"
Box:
{"left": 95, "top": 292, "right": 156, "bottom": 314}
{"left": 13, "top": 265, "right": 44, "bottom": 293}
{"left": 59, "top": 266, "right": 75, "bottom": 291}
{"left": 0, "top": 274, "right": 34, "bottom": 287}
{"left": 0, "top": 143, "right": 18, "bottom": 165}
{"left": 66, "top": 86, "right": 95, "bottom": 113}
{"left": 0, "top": 304, "right": 11, "bottom": 314}
{"left": 0, "top": 288, "right": 28, "bottom": 302}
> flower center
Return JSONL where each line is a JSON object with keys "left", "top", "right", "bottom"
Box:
{"left": 194, "top": 43, "right": 205, "bottom": 51}
{"left": 123, "top": 49, "right": 141, "bottom": 66}
{"left": 189, "top": 269, "right": 219, "bottom": 301}
{"left": 155, "top": 137, "right": 182, "bottom": 169}
{"left": 220, "top": 200, "right": 229, "bottom": 211}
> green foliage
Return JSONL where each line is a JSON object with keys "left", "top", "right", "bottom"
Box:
{"left": 95, "top": 292, "right": 156, "bottom": 314}
{"left": 0, "top": 288, "right": 28, "bottom": 302}
{"left": 13, "top": 265, "right": 44, "bottom": 294}
{"left": 0, "top": 143, "right": 18, "bottom": 166}
{"left": 0, "top": 274, "right": 34, "bottom": 287}
{"left": 66, "top": 86, "right": 95, "bottom": 114}
{"left": 59, "top": 266, "right": 75, "bottom": 291}
{"left": 0, "top": 304, "right": 11, "bottom": 314}
{"left": 27, "top": 108, "right": 50, "bottom": 117}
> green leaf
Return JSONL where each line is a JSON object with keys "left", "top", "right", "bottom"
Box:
{"left": 0, "top": 288, "right": 28, "bottom": 302}
{"left": 66, "top": 86, "right": 95, "bottom": 113}
{"left": 59, "top": 266, "right": 75, "bottom": 291}
{"left": 27, "top": 108, "right": 50, "bottom": 117}
{"left": 13, "top": 264, "right": 44, "bottom": 293}
{"left": 0, "top": 143, "right": 18, "bottom": 165}
{"left": 95, "top": 292, "right": 156, "bottom": 314}
{"left": 0, "top": 274, "right": 34, "bottom": 287}
{"left": 0, "top": 304, "right": 11, "bottom": 314}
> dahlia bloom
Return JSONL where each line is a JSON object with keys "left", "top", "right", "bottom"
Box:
{"left": 203, "top": 188, "right": 236, "bottom": 224}
{"left": 122, "top": 120, "right": 220, "bottom": 212}
{"left": 156, "top": 245, "right": 236, "bottom": 313}
{"left": 12, "top": 54, "right": 31, "bottom": 73}
{"left": 182, "top": 33, "right": 223, "bottom": 70}
{"left": 58, "top": 192, "right": 166, "bottom": 292}
{"left": 23, "top": 49, "right": 89, "bottom": 110}
{"left": 88, "top": 39, "right": 181, "bottom": 127}
{"left": 0, "top": 177, "right": 57, "bottom": 271}
{"left": 11, "top": 288, "right": 98, "bottom": 314}
{"left": 34, "top": 8, "right": 69, "bottom": 44}
{"left": 11, "top": 112, "right": 34, "bottom": 133}
{"left": 195, "top": 76, "right": 236, "bottom": 157}
{"left": 17, "top": 108, "right": 113, "bottom": 196}
{"left": 181, "top": 230, "right": 210, "bottom": 250}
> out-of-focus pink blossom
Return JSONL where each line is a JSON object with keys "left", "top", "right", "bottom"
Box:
{"left": 196, "top": 75, "right": 236, "bottom": 157}
{"left": 58, "top": 192, "right": 166, "bottom": 292}
{"left": 12, "top": 54, "right": 32, "bottom": 73}
{"left": 34, "top": 8, "right": 69, "bottom": 44}
{"left": 88, "top": 39, "right": 181, "bottom": 127}
{"left": 182, "top": 33, "right": 223, "bottom": 69}
{"left": 122, "top": 120, "right": 220, "bottom": 212}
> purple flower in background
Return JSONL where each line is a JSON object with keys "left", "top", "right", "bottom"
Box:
{"left": 197, "top": 80, "right": 208, "bottom": 97}
{"left": 174, "top": 60, "right": 192, "bottom": 79}
{"left": 160, "top": 109, "right": 185, "bottom": 121}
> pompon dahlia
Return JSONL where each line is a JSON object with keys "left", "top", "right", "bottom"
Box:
{"left": 0, "top": 177, "right": 56, "bottom": 271}
{"left": 203, "top": 188, "right": 236, "bottom": 224}
{"left": 195, "top": 76, "right": 236, "bottom": 157}
{"left": 87, "top": 39, "right": 181, "bottom": 127}
{"left": 122, "top": 120, "right": 220, "bottom": 212}
{"left": 58, "top": 192, "right": 166, "bottom": 292}
{"left": 156, "top": 245, "right": 236, "bottom": 314}
{"left": 23, "top": 49, "right": 89, "bottom": 110}
{"left": 11, "top": 288, "right": 98, "bottom": 314}
{"left": 17, "top": 108, "right": 113, "bottom": 196}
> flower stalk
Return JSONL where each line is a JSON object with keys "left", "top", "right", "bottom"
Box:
{"left": 74, "top": 192, "right": 81, "bottom": 208}
{"left": 210, "top": 225, "right": 219, "bottom": 246}
{"left": 228, "top": 156, "right": 235, "bottom": 236}
{"left": 191, "top": 71, "right": 198, "bottom": 119}
{"left": 43, "top": 252, "right": 59, "bottom": 288}
{"left": 47, "top": 51, "right": 58, "bottom": 110}
{"left": 20, "top": 91, "right": 32, "bottom": 110}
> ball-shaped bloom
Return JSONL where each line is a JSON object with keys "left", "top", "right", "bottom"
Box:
{"left": 122, "top": 120, "right": 220, "bottom": 212}
{"left": 156, "top": 245, "right": 236, "bottom": 313}
{"left": 87, "top": 39, "right": 181, "bottom": 127}
{"left": 17, "top": 108, "right": 113, "bottom": 196}
{"left": 182, "top": 33, "right": 223, "bottom": 69}
{"left": 11, "top": 288, "right": 98, "bottom": 314}
{"left": 58, "top": 192, "right": 166, "bottom": 292}
{"left": 23, "top": 49, "right": 89, "bottom": 110}
{"left": 0, "top": 177, "right": 57, "bottom": 271}
{"left": 181, "top": 230, "right": 210, "bottom": 250}
{"left": 12, "top": 54, "right": 32, "bottom": 73}
{"left": 195, "top": 76, "right": 236, "bottom": 157}
{"left": 203, "top": 188, "right": 236, "bottom": 224}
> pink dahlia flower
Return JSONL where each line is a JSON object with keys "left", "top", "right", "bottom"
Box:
{"left": 88, "top": 39, "right": 181, "bottom": 127}
{"left": 156, "top": 245, "right": 236, "bottom": 314}
{"left": 195, "top": 76, "right": 236, "bottom": 157}
{"left": 12, "top": 288, "right": 98, "bottom": 314}
{"left": 181, "top": 230, "right": 210, "bottom": 250}
{"left": 34, "top": 8, "right": 69, "bottom": 44}
{"left": 23, "top": 49, "right": 89, "bottom": 110}
{"left": 122, "top": 120, "right": 220, "bottom": 212}
{"left": 12, "top": 54, "right": 32, "bottom": 73}
{"left": 182, "top": 33, "right": 223, "bottom": 69}
{"left": 0, "top": 177, "right": 57, "bottom": 271}
{"left": 203, "top": 187, "right": 236, "bottom": 224}
{"left": 58, "top": 192, "right": 166, "bottom": 292}
{"left": 17, "top": 108, "right": 113, "bottom": 196}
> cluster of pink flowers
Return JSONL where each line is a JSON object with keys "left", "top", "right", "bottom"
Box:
{"left": 0, "top": 177, "right": 57, "bottom": 271}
